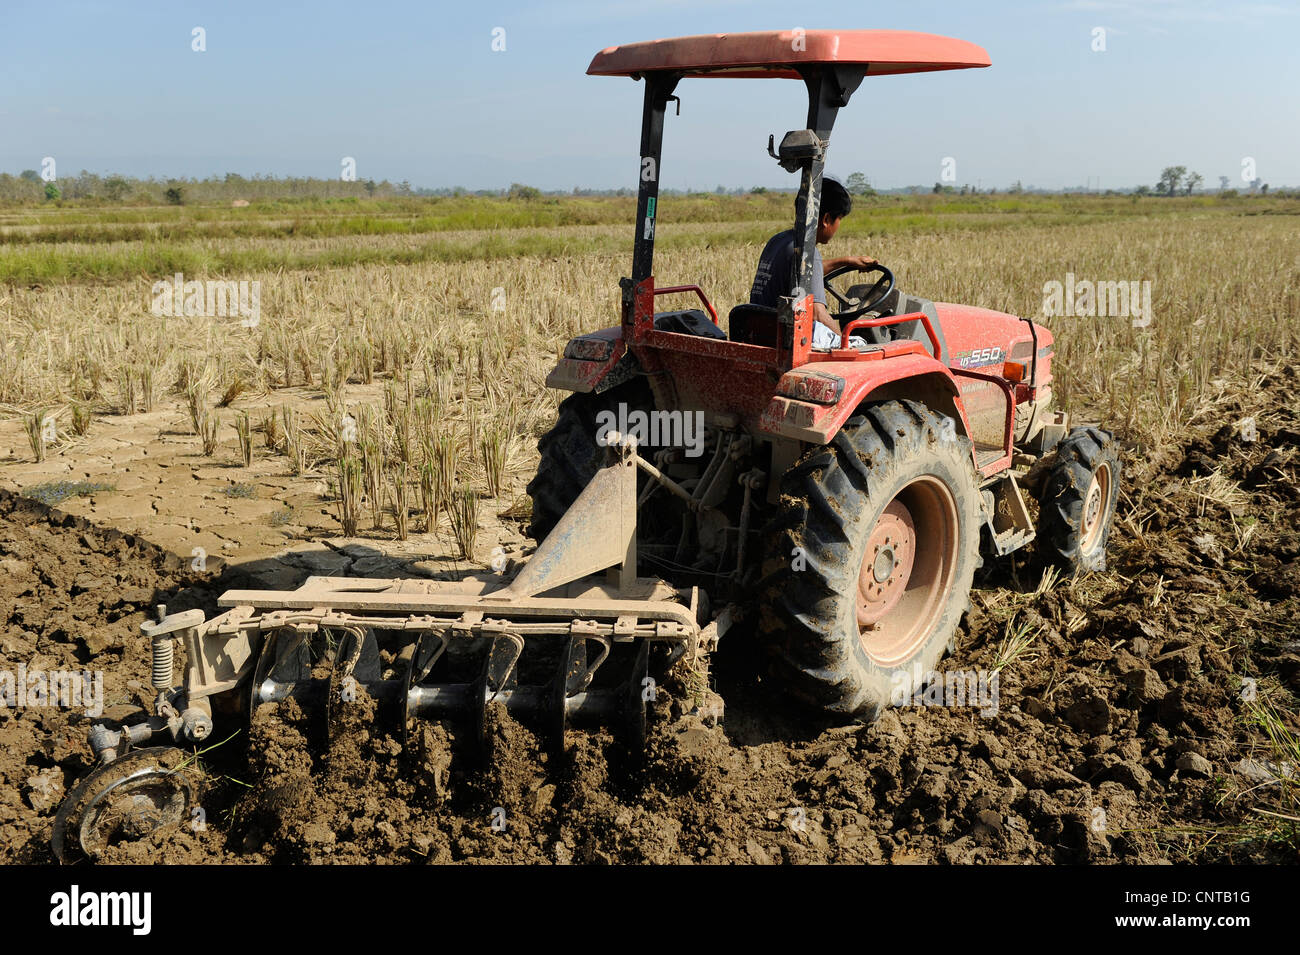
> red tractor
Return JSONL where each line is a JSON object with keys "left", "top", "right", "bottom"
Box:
{"left": 527, "top": 29, "right": 1121, "bottom": 716}
{"left": 55, "top": 29, "right": 1122, "bottom": 860}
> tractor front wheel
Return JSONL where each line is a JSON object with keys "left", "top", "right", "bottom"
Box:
{"left": 757, "top": 400, "right": 983, "bottom": 718}
{"left": 1037, "top": 427, "right": 1120, "bottom": 574}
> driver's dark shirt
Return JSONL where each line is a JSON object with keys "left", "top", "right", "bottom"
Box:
{"left": 750, "top": 229, "right": 825, "bottom": 309}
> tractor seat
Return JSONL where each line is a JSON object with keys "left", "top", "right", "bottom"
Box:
{"left": 728, "top": 303, "right": 780, "bottom": 347}
{"left": 654, "top": 308, "right": 727, "bottom": 339}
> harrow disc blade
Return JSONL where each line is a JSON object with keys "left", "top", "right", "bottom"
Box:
{"left": 248, "top": 628, "right": 314, "bottom": 724}
{"left": 473, "top": 633, "right": 525, "bottom": 758}
{"left": 326, "top": 626, "right": 384, "bottom": 729}
{"left": 399, "top": 635, "right": 431, "bottom": 753}
{"left": 624, "top": 640, "right": 651, "bottom": 750}
{"left": 52, "top": 746, "right": 198, "bottom": 863}
{"left": 548, "top": 635, "right": 589, "bottom": 753}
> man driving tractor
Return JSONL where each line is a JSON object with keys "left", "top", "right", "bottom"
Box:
{"left": 749, "top": 174, "right": 877, "bottom": 349}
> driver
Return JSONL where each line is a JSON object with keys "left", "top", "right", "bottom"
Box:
{"left": 749, "top": 175, "right": 876, "bottom": 349}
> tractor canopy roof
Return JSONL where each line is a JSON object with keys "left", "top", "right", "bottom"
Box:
{"left": 588, "top": 30, "right": 990, "bottom": 79}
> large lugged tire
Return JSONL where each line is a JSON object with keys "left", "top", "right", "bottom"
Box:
{"left": 1037, "top": 426, "right": 1120, "bottom": 574}
{"left": 525, "top": 382, "right": 652, "bottom": 542}
{"left": 757, "top": 399, "right": 983, "bottom": 718}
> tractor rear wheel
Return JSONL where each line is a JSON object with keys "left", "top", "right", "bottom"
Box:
{"left": 757, "top": 400, "right": 983, "bottom": 718}
{"left": 525, "top": 381, "right": 653, "bottom": 542}
{"left": 1037, "top": 427, "right": 1120, "bottom": 574}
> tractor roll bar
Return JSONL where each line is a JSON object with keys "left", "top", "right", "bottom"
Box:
{"left": 632, "top": 73, "right": 681, "bottom": 285}
{"left": 626, "top": 64, "right": 864, "bottom": 371}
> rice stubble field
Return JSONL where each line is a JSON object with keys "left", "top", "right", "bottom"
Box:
{"left": 1, "top": 194, "right": 1297, "bottom": 864}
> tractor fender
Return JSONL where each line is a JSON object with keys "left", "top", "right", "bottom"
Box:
{"left": 760, "top": 354, "right": 971, "bottom": 444}
{"left": 544, "top": 327, "right": 640, "bottom": 395}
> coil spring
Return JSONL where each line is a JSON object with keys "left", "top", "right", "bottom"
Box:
{"left": 152, "top": 638, "right": 173, "bottom": 690}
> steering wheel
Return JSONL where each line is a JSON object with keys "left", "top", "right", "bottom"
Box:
{"left": 823, "top": 263, "right": 895, "bottom": 322}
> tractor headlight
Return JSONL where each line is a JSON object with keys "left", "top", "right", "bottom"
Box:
{"left": 778, "top": 371, "right": 844, "bottom": 405}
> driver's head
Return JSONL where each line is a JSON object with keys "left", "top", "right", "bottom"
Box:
{"left": 816, "top": 175, "right": 852, "bottom": 243}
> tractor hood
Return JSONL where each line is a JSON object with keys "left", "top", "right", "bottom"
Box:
{"left": 934, "top": 301, "right": 1053, "bottom": 378}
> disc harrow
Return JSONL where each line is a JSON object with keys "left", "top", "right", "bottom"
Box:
{"left": 56, "top": 440, "right": 704, "bottom": 860}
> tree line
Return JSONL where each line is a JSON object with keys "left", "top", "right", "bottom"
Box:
{"left": 0, "top": 171, "right": 416, "bottom": 204}
{"left": 0, "top": 167, "right": 1289, "bottom": 205}
{"left": 1143, "top": 165, "right": 1273, "bottom": 197}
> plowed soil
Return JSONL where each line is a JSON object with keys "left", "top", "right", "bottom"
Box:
{"left": 2, "top": 366, "right": 1297, "bottom": 865}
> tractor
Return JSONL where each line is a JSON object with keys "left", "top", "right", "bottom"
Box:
{"left": 529, "top": 29, "right": 1120, "bottom": 714}
{"left": 53, "top": 29, "right": 1119, "bottom": 860}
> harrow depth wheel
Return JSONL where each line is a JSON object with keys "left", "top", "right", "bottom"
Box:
{"left": 52, "top": 747, "right": 199, "bottom": 863}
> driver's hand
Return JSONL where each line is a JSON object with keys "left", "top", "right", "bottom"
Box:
{"left": 847, "top": 255, "right": 878, "bottom": 269}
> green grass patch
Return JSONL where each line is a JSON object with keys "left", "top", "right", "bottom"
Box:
{"left": 4, "top": 193, "right": 1294, "bottom": 286}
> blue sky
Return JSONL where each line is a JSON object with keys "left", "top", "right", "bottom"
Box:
{"left": 1, "top": 0, "right": 1296, "bottom": 190}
